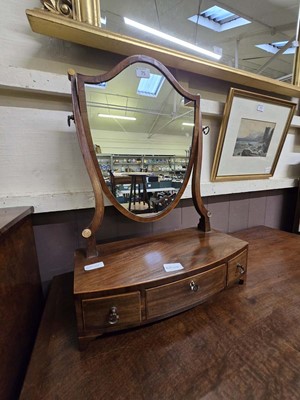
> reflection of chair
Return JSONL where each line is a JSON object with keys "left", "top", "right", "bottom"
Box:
{"left": 109, "top": 170, "right": 131, "bottom": 196}
{"left": 151, "top": 192, "right": 176, "bottom": 212}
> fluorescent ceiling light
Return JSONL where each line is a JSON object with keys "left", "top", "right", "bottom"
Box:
{"left": 98, "top": 114, "right": 136, "bottom": 121}
{"left": 188, "top": 6, "right": 251, "bottom": 33}
{"left": 182, "top": 122, "right": 194, "bottom": 127}
{"left": 256, "top": 41, "right": 296, "bottom": 55}
{"left": 137, "top": 73, "right": 165, "bottom": 97}
{"left": 124, "top": 17, "right": 221, "bottom": 60}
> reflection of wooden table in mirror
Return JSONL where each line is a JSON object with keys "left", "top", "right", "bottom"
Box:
{"left": 111, "top": 172, "right": 178, "bottom": 214}
{"left": 126, "top": 172, "right": 151, "bottom": 212}
{"left": 109, "top": 171, "right": 131, "bottom": 196}
{"left": 110, "top": 172, "right": 151, "bottom": 213}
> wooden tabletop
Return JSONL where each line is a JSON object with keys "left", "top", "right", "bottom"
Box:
{"left": 0, "top": 206, "right": 33, "bottom": 236}
{"left": 20, "top": 226, "right": 300, "bottom": 400}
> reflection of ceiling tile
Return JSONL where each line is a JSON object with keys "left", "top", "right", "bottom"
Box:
{"left": 101, "top": 0, "right": 299, "bottom": 80}
{"left": 85, "top": 62, "right": 195, "bottom": 135}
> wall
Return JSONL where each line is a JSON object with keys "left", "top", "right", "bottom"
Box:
{"left": 91, "top": 129, "right": 190, "bottom": 156}
{"left": 0, "top": 1, "right": 299, "bottom": 213}
{"left": 0, "top": 1, "right": 299, "bottom": 284}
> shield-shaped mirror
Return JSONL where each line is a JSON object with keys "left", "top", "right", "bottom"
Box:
{"left": 71, "top": 56, "right": 201, "bottom": 225}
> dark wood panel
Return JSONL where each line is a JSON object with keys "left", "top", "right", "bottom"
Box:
{"left": 293, "top": 178, "right": 300, "bottom": 233}
{"left": 20, "top": 226, "right": 300, "bottom": 400}
{"left": 0, "top": 207, "right": 43, "bottom": 400}
{"left": 0, "top": 206, "right": 33, "bottom": 235}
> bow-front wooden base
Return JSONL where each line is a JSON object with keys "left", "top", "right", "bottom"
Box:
{"left": 74, "top": 228, "right": 248, "bottom": 350}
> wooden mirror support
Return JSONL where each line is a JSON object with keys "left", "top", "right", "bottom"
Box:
{"left": 69, "top": 55, "right": 249, "bottom": 350}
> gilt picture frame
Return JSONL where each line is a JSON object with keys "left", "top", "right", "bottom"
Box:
{"left": 211, "top": 88, "right": 296, "bottom": 181}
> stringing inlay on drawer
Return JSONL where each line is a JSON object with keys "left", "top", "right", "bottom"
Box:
{"left": 227, "top": 250, "right": 248, "bottom": 286}
{"left": 146, "top": 264, "right": 226, "bottom": 319}
{"left": 82, "top": 292, "right": 141, "bottom": 331}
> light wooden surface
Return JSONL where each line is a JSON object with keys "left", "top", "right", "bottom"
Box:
{"left": 20, "top": 226, "right": 300, "bottom": 400}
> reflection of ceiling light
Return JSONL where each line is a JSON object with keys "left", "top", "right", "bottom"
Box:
{"left": 98, "top": 114, "right": 136, "bottom": 121}
{"left": 100, "top": 17, "right": 107, "bottom": 25}
{"left": 188, "top": 6, "right": 251, "bottom": 32}
{"left": 182, "top": 122, "right": 194, "bottom": 126}
{"left": 124, "top": 17, "right": 221, "bottom": 60}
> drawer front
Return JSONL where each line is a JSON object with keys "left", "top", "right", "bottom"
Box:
{"left": 227, "top": 250, "right": 248, "bottom": 286}
{"left": 82, "top": 292, "right": 141, "bottom": 331}
{"left": 146, "top": 264, "right": 226, "bottom": 319}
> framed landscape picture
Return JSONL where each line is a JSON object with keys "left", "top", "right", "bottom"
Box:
{"left": 211, "top": 88, "right": 296, "bottom": 181}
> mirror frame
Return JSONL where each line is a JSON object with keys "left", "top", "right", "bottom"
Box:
{"left": 69, "top": 55, "right": 210, "bottom": 256}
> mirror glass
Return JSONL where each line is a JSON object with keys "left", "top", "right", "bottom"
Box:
{"left": 84, "top": 62, "right": 195, "bottom": 216}
{"left": 100, "top": 0, "right": 300, "bottom": 83}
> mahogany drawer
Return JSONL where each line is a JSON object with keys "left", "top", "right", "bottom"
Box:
{"left": 227, "top": 250, "right": 248, "bottom": 286}
{"left": 146, "top": 264, "right": 226, "bottom": 319}
{"left": 82, "top": 292, "right": 141, "bottom": 331}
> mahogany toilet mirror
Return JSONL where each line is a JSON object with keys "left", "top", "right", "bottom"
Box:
{"left": 68, "top": 55, "right": 248, "bottom": 349}
{"left": 69, "top": 54, "right": 211, "bottom": 258}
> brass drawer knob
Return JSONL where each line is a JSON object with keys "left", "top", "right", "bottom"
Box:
{"left": 108, "top": 306, "right": 119, "bottom": 325}
{"left": 237, "top": 263, "right": 245, "bottom": 275}
{"left": 189, "top": 280, "right": 199, "bottom": 292}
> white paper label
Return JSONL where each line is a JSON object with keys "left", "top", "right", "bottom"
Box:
{"left": 84, "top": 261, "right": 104, "bottom": 271}
{"left": 257, "top": 104, "right": 264, "bottom": 112}
{"left": 163, "top": 263, "right": 184, "bottom": 272}
{"left": 136, "top": 67, "right": 150, "bottom": 78}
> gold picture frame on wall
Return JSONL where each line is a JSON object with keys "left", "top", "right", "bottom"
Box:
{"left": 211, "top": 88, "right": 296, "bottom": 181}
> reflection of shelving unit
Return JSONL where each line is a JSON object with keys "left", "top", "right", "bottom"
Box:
{"left": 96, "top": 154, "right": 112, "bottom": 177}
{"left": 112, "top": 155, "right": 143, "bottom": 173}
{"left": 96, "top": 154, "right": 189, "bottom": 177}
{"left": 174, "top": 157, "right": 188, "bottom": 174}
{"left": 143, "top": 155, "right": 174, "bottom": 173}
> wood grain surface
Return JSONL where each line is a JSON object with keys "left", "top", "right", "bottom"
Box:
{"left": 74, "top": 228, "right": 247, "bottom": 294}
{"left": 20, "top": 226, "right": 300, "bottom": 400}
{"left": 0, "top": 207, "right": 43, "bottom": 400}
{"left": 74, "top": 228, "right": 247, "bottom": 344}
